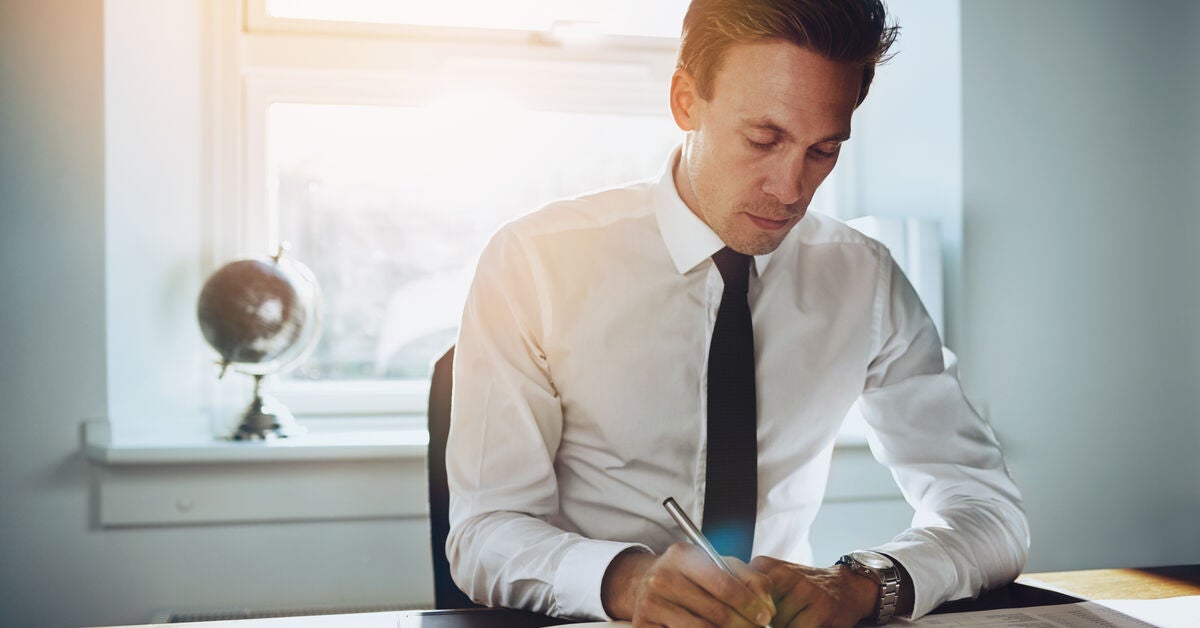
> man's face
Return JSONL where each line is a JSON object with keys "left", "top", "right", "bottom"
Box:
{"left": 671, "top": 40, "right": 863, "bottom": 255}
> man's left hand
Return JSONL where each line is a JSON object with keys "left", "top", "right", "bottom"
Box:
{"left": 748, "top": 556, "right": 878, "bottom": 627}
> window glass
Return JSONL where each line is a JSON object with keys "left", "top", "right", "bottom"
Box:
{"left": 265, "top": 0, "right": 690, "bottom": 38}
{"left": 269, "top": 102, "right": 682, "bottom": 381}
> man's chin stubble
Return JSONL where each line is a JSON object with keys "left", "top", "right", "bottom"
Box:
{"left": 721, "top": 226, "right": 789, "bottom": 256}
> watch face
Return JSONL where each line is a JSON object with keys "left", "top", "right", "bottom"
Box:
{"left": 850, "top": 551, "right": 894, "bottom": 570}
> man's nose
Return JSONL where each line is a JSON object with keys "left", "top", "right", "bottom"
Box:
{"left": 761, "top": 154, "right": 805, "bottom": 206}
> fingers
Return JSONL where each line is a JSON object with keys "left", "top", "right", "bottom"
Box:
{"left": 637, "top": 543, "right": 775, "bottom": 627}
{"left": 636, "top": 582, "right": 737, "bottom": 628}
{"left": 748, "top": 558, "right": 808, "bottom": 626}
{"left": 726, "top": 558, "right": 777, "bottom": 617}
{"left": 671, "top": 546, "right": 774, "bottom": 625}
{"left": 747, "top": 558, "right": 866, "bottom": 628}
{"left": 749, "top": 555, "right": 786, "bottom": 578}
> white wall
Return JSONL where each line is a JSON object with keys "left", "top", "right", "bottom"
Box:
{"left": 960, "top": 0, "right": 1200, "bottom": 571}
{"left": 0, "top": 1, "right": 109, "bottom": 626}
{"left": 104, "top": 0, "right": 211, "bottom": 432}
{"left": 0, "top": 2, "right": 429, "bottom": 626}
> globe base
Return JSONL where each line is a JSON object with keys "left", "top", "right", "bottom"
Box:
{"left": 231, "top": 375, "right": 308, "bottom": 440}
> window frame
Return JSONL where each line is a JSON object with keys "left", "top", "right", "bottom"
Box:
{"left": 244, "top": 0, "right": 691, "bottom": 47}
{"left": 224, "top": 0, "right": 686, "bottom": 418}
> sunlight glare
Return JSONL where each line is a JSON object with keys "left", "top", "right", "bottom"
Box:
{"left": 266, "top": 0, "right": 690, "bottom": 38}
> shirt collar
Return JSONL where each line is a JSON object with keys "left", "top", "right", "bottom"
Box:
{"left": 652, "top": 146, "right": 775, "bottom": 276}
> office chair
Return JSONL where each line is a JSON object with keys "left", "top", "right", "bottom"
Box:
{"left": 427, "top": 344, "right": 482, "bottom": 609}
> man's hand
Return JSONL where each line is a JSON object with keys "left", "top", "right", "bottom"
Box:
{"left": 748, "top": 556, "right": 880, "bottom": 628}
{"left": 602, "top": 544, "right": 776, "bottom": 627}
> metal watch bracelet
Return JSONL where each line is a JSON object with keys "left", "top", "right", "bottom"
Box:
{"left": 837, "top": 551, "right": 901, "bottom": 625}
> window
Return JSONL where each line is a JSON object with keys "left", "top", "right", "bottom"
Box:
{"left": 257, "top": 0, "right": 688, "bottom": 39}
{"left": 225, "top": 0, "right": 845, "bottom": 419}
{"left": 270, "top": 104, "right": 680, "bottom": 383}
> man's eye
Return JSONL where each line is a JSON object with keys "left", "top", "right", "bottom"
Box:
{"left": 747, "top": 138, "right": 776, "bottom": 151}
{"left": 809, "top": 145, "right": 839, "bottom": 159}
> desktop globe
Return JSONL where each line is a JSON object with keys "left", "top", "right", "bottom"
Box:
{"left": 197, "top": 243, "right": 323, "bottom": 440}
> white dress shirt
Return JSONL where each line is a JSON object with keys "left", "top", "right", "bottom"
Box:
{"left": 446, "top": 147, "right": 1029, "bottom": 621}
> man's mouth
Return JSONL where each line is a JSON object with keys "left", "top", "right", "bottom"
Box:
{"left": 745, "top": 214, "right": 793, "bottom": 231}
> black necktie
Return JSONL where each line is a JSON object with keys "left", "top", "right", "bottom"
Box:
{"left": 701, "top": 247, "right": 758, "bottom": 562}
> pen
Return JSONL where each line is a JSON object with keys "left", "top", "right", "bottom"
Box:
{"left": 662, "top": 496, "right": 738, "bottom": 578}
{"left": 662, "top": 497, "right": 773, "bottom": 628}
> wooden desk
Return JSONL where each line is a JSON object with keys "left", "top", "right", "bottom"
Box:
{"left": 1019, "top": 565, "right": 1200, "bottom": 600}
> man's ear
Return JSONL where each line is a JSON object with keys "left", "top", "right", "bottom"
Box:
{"left": 669, "top": 68, "right": 700, "bottom": 132}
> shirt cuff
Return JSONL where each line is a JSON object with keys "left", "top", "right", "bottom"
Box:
{"left": 870, "top": 540, "right": 953, "bottom": 620}
{"left": 552, "top": 539, "right": 653, "bottom": 620}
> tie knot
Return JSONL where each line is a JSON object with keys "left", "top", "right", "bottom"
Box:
{"left": 712, "top": 247, "right": 752, "bottom": 295}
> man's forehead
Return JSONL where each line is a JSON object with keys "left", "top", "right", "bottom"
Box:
{"left": 708, "top": 41, "right": 860, "bottom": 137}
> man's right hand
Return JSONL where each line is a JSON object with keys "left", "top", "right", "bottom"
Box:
{"left": 600, "top": 543, "right": 776, "bottom": 627}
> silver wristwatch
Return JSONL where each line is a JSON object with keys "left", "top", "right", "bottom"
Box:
{"left": 836, "top": 550, "right": 901, "bottom": 625}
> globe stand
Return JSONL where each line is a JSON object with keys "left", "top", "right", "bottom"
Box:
{"left": 232, "top": 374, "right": 307, "bottom": 440}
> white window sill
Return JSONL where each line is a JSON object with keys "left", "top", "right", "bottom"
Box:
{"left": 83, "top": 418, "right": 429, "bottom": 466}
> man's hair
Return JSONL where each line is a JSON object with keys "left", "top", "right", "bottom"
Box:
{"left": 678, "top": 0, "right": 899, "bottom": 106}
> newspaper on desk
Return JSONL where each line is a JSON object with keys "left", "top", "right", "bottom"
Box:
{"left": 559, "top": 597, "right": 1200, "bottom": 627}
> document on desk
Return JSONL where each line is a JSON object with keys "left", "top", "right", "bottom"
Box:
{"left": 558, "top": 605, "right": 1157, "bottom": 628}
{"left": 398, "top": 598, "right": 1200, "bottom": 628}
{"left": 894, "top": 598, "right": 1200, "bottom": 627}
{"left": 1095, "top": 596, "right": 1200, "bottom": 628}
{"left": 556, "top": 601, "right": 1170, "bottom": 627}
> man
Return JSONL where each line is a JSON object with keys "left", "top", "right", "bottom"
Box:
{"left": 447, "top": 1, "right": 1029, "bottom": 626}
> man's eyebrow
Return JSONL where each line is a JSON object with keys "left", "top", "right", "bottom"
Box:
{"left": 818, "top": 131, "right": 852, "bottom": 143}
{"left": 740, "top": 117, "right": 850, "bottom": 143}
{"left": 741, "top": 117, "right": 794, "bottom": 140}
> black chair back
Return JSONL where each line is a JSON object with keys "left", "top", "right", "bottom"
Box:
{"left": 427, "top": 345, "right": 482, "bottom": 609}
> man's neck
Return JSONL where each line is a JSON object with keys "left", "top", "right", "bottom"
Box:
{"left": 671, "top": 144, "right": 705, "bottom": 225}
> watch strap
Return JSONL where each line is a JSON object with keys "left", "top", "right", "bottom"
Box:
{"left": 837, "top": 551, "right": 901, "bottom": 625}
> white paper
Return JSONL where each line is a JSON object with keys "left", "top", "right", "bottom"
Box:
{"left": 894, "top": 601, "right": 1158, "bottom": 627}
{"left": 1096, "top": 596, "right": 1200, "bottom": 628}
